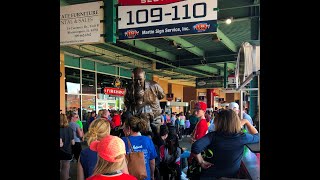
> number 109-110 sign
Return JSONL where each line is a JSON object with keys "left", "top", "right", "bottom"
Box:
{"left": 118, "top": 0, "right": 217, "bottom": 40}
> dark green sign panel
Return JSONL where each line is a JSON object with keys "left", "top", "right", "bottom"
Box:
{"left": 196, "top": 76, "right": 224, "bottom": 89}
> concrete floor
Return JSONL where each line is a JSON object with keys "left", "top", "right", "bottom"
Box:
{"left": 68, "top": 136, "right": 192, "bottom": 180}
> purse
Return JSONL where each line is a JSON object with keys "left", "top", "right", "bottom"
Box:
{"left": 125, "top": 137, "right": 147, "bottom": 180}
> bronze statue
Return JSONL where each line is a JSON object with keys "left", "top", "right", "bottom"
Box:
{"left": 124, "top": 67, "right": 165, "bottom": 131}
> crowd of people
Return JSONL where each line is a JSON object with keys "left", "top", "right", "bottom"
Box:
{"left": 60, "top": 101, "right": 259, "bottom": 180}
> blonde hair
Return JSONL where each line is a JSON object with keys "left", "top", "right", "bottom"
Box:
{"left": 215, "top": 109, "right": 242, "bottom": 134}
{"left": 60, "top": 114, "right": 69, "bottom": 128}
{"left": 85, "top": 119, "right": 111, "bottom": 145}
{"left": 92, "top": 154, "right": 125, "bottom": 175}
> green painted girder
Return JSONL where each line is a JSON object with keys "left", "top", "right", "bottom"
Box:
{"left": 165, "top": 36, "right": 204, "bottom": 57}
{"left": 206, "top": 64, "right": 223, "bottom": 70}
{"left": 123, "top": 40, "right": 176, "bottom": 61}
{"left": 93, "top": 43, "right": 210, "bottom": 77}
{"left": 105, "top": 0, "right": 117, "bottom": 43}
{"left": 61, "top": 46, "right": 171, "bottom": 78}
{"left": 60, "top": 0, "right": 68, "bottom": 6}
{"left": 217, "top": 28, "right": 238, "bottom": 52}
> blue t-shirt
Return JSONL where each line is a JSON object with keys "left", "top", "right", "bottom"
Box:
{"left": 243, "top": 112, "right": 253, "bottom": 132}
{"left": 69, "top": 122, "right": 81, "bottom": 142}
{"left": 191, "top": 131, "right": 259, "bottom": 178}
{"left": 122, "top": 136, "right": 157, "bottom": 180}
{"left": 79, "top": 148, "right": 98, "bottom": 179}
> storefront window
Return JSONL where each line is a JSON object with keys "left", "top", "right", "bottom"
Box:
{"left": 82, "top": 70, "right": 96, "bottom": 94}
{"left": 82, "top": 95, "right": 96, "bottom": 132}
{"left": 65, "top": 68, "right": 80, "bottom": 94}
{"left": 96, "top": 73, "right": 128, "bottom": 111}
{"left": 65, "top": 94, "right": 80, "bottom": 118}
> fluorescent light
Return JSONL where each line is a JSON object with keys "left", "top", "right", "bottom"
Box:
{"left": 226, "top": 18, "right": 232, "bottom": 24}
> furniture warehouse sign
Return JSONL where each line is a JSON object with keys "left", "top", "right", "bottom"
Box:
{"left": 60, "top": 1, "right": 104, "bottom": 45}
{"left": 118, "top": 0, "right": 217, "bottom": 40}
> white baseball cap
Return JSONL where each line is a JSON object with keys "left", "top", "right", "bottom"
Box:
{"left": 228, "top": 102, "right": 239, "bottom": 111}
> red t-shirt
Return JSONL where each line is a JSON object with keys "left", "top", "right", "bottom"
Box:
{"left": 87, "top": 173, "right": 137, "bottom": 180}
{"left": 194, "top": 119, "right": 208, "bottom": 140}
{"left": 112, "top": 114, "right": 121, "bottom": 127}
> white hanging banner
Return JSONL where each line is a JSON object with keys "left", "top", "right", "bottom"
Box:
{"left": 235, "top": 42, "right": 260, "bottom": 88}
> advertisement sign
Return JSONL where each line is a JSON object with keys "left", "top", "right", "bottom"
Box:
{"left": 118, "top": 0, "right": 217, "bottom": 40}
{"left": 60, "top": 1, "right": 104, "bottom": 45}
{"left": 119, "top": 0, "right": 183, "bottom": 6}
{"left": 103, "top": 87, "right": 125, "bottom": 96}
{"left": 196, "top": 76, "right": 224, "bottom": 89}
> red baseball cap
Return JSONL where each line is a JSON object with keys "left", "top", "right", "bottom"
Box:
{"left": 194, "top": 102, "right": 207, "bottom": 111}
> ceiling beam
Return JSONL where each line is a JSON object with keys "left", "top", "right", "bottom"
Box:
{"left": 61, "top": 46, "right": 174, "bottom": 78}
{"left": 60, "top": 0, "right": 68, "bottom": 6}
{"left": 92, "top": 43, "right": 211, "bottom": 77}
{"left": 122, "top": 40, "right": 176, "bottom": 61}
{"left": 164, "top": 36, "right": 204, "bottom": 57}
{"left": 156, "top": 54, "right": 236, "bottom": 69}
{"left": 217, "top": 29, "right": 238, "bottom": 52}
{"left": 219, "top": 4, "right": 260, "bottom": 11}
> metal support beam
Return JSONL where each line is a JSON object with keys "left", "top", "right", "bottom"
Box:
{"left": 96, "top": 43, "right": 211, "bottom": 77}
{"left": 60, "top": 0, "right": 68, "bottom": 6}
{"left": 156, "top": 54, "right": 236, "bottom": 69}
{"left": 224, "top": 62, "right": 228, "bottom": 88}
{"left": 219, "top": 4, "right": 260, "bottom": 11}
{"left": 123, "top": 40, "right": 176, "bottom": 61}
{"left": 165, "top": 36, "right": 204, "bottom": 57}
{"left": 217, "top": 29, "right": 238, "bottom": 52}
{"left": 236, "top": 71, "right": 260, "bottom": 91}
{"left": 105, "top": 0, "right": 117, "bottom": 43}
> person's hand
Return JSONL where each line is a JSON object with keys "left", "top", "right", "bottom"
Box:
{"left": 199, "top": 161, "right": 213, "bottom": 169}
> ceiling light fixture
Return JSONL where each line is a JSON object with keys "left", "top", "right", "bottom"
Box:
{"left": 169, "top": 40, "right": 183, "bottom": 50}
{"left": 225, "top": 17, "right": 233, "bottom": 24}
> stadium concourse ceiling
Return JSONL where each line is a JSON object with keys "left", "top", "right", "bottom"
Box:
{"left": 60, "top": 0, "right": 260, "bottom": 87}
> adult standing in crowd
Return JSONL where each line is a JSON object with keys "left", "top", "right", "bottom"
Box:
{"left": 121, "top": 116, "right": 158, "bottom": 180}
{"left": 69, "top": 112, "right": 83, "bottom": 162}
{"left": 189, "top": 111, "right": 199, "bottom": 137}
{"left": 77, "top": 119, "right": 129, "bottom": 180}
{"left": 60, "top": 113, "right": 75, "bottom": 180}
{"left": 86, "top": 135, "right": 137, "bottom": 180}
{"left": 228, "top": 102, "right": 253, "bottom": 132}
{"left": 191, "top": 109, "right": 259, "bottom": 179}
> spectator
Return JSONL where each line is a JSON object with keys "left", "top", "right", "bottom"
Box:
{"left": 69, "top": 112, "right": 83, "bottom": 162}
{"left": 60, "top": 114, "right": 75, "bottom": 180}
{"left": 77, "top": 119, "right": 129, "bottom": 179}
{"left": 121, "top": 116, "right": 158, "bottom": 180}
{"left": 191, "top": 102, "right": 208, "bottom": 142}
{"left": 87, "top": 135, "right": 137, "bottom": 180}
{"left": 191, "top": 109, "right": 259, "bottom": 179}
{"left": 159, "top": 134, "right": 182, "bottom": 180}
{"left": 228, "top": 102, "right": 253, "bottom": 132}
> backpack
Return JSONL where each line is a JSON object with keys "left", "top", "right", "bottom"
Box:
{"left": 187, "top": 149, "right": 214, "bottom": 179}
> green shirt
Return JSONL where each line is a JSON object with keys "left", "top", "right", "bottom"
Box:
{"left": 189, "top": 115, "right": 199, "bottom": 125}
{"left": 76, "top": 120, "right": 83, "bottom": 129}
